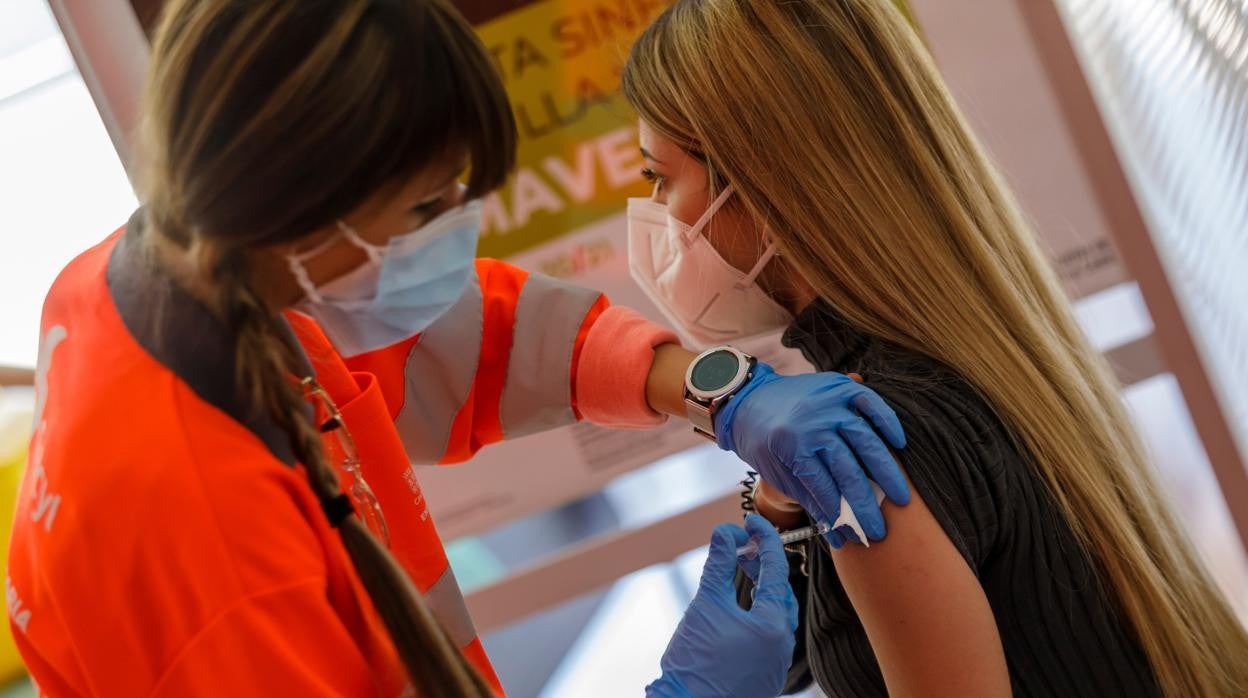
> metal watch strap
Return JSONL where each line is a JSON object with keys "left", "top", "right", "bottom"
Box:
{"left": 686, "top": 398, "right": 716, "bottom": 441}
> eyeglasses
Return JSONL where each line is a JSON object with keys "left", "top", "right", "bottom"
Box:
{"left": 301, "top": 377, "right": 391, "bottom": 548}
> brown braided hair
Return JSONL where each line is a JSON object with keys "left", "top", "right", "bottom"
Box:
{"left": 214, "top": 250, "right": 491, "bottom": 696}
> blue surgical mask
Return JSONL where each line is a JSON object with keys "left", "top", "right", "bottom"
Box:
{"left": 287, "top": 200, "right": 481, "bottom": 357}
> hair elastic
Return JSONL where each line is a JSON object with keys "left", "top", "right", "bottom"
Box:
{"left": 321, "top": 493, "right": 355, "bottom": 527}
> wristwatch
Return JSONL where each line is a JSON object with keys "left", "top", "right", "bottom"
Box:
{"left": 684, "top": 346, "right": 757, "bottom": 441}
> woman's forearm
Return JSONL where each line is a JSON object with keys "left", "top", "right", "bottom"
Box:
{"left": 644, "top": 343, "right": 698, "bottom": 417}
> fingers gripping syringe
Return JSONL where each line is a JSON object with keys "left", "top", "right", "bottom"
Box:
{"left": 736, "top": 481, "right": 887, "bottom": 558}
{"left": 736, "top": 521, "right": 833, "bottom": 559}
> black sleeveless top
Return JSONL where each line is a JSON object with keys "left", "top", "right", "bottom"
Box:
{"left": 738, "top": 301, "right": 1158, "bottom": 697}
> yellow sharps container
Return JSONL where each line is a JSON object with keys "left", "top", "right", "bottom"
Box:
{"left": 0, "top": 387, "right": 33, "bottom": 684}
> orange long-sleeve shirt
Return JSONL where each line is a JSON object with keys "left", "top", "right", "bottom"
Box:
{"left": 8, "top": 215, "right": 674, "bottom": 696}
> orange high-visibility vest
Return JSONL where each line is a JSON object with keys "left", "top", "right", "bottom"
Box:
{"left": 8, "top": 214, "right": 671, "bottom": 696}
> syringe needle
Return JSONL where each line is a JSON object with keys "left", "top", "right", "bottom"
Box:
{"left": 735, "top": 521, "right": 833, "bottom": 559}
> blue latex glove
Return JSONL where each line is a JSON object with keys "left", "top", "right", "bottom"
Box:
{"left": 647, "top": 515, "right": 798, "bottom": 698}
{"left": 715, "top": 362, "right": 910, "bottom": 547}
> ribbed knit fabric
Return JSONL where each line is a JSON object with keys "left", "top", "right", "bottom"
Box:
{"left": 737, "top": 300, "right": 1159, "bottom": 697}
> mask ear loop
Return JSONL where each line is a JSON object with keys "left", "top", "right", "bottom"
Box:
{"left": 737, "top": 243, "right": 779, "bottom": 290}
{"left": 687, "top": 182, "right": 777, "bottom": 288}
{"left": 287, "top": 258, "right": 323, "bottom": 303}
{"left": 286, "top": 232, "right": 346, "bottom": 304}
{"left": 286, "top": 221, "right": 385, "bottom": 304}
{"left": 336, "top": 221, "right": 385, "bottom": 265}
{"left": 682, "top": 185, "right": 736, "bottom": 247}
{"left": 690, "top": 242, "right": 780, "bottom": 329}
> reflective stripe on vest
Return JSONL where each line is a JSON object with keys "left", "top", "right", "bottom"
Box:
{"left": 423, "top": 565, "right": 478, "bottom": 648}
{"left": 500, "top": 273, "right": 600, "bottom": 439}
{"left": 394, "top": 271, "right": 484, "bottom": 464}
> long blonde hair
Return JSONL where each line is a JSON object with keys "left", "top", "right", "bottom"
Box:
{"left": 623, "top": 1, "right": 1248, "bottom": 695}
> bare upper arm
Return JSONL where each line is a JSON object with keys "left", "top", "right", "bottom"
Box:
{"left": 829, "top": 478, "right": 1011, "bottom": 697}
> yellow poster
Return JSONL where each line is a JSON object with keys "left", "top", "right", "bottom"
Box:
{"left": 470, "top": 0, "right": 671, "bottom": 260}
{"left": 466, "top": 0, "right": 915, "bottom": 261}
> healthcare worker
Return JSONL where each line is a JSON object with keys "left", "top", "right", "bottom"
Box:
{"left": 7, "top": 0, "right": 910, "bottom": 695}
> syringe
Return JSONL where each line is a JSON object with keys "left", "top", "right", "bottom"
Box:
{"left": 736, "top": 521, "right": 833, "bottom": 559}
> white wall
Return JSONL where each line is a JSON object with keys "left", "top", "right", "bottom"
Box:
{"left": 0, "top": 0, "right": 137, "bottom": 368}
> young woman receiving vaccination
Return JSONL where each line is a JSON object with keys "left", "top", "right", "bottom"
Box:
{"left": 621, "top": 1, "right": 1248, "bottom": 696}
{"left": 9, "top": 0, "right": 911, "bottom": 696}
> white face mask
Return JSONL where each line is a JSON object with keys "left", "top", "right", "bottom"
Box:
{"left": 627, "top": 185, "right": 793, "bottom": 348}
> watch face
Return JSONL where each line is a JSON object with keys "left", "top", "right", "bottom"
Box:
{"left": 690, "top": 349, "right": 742, "bottom": 392}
